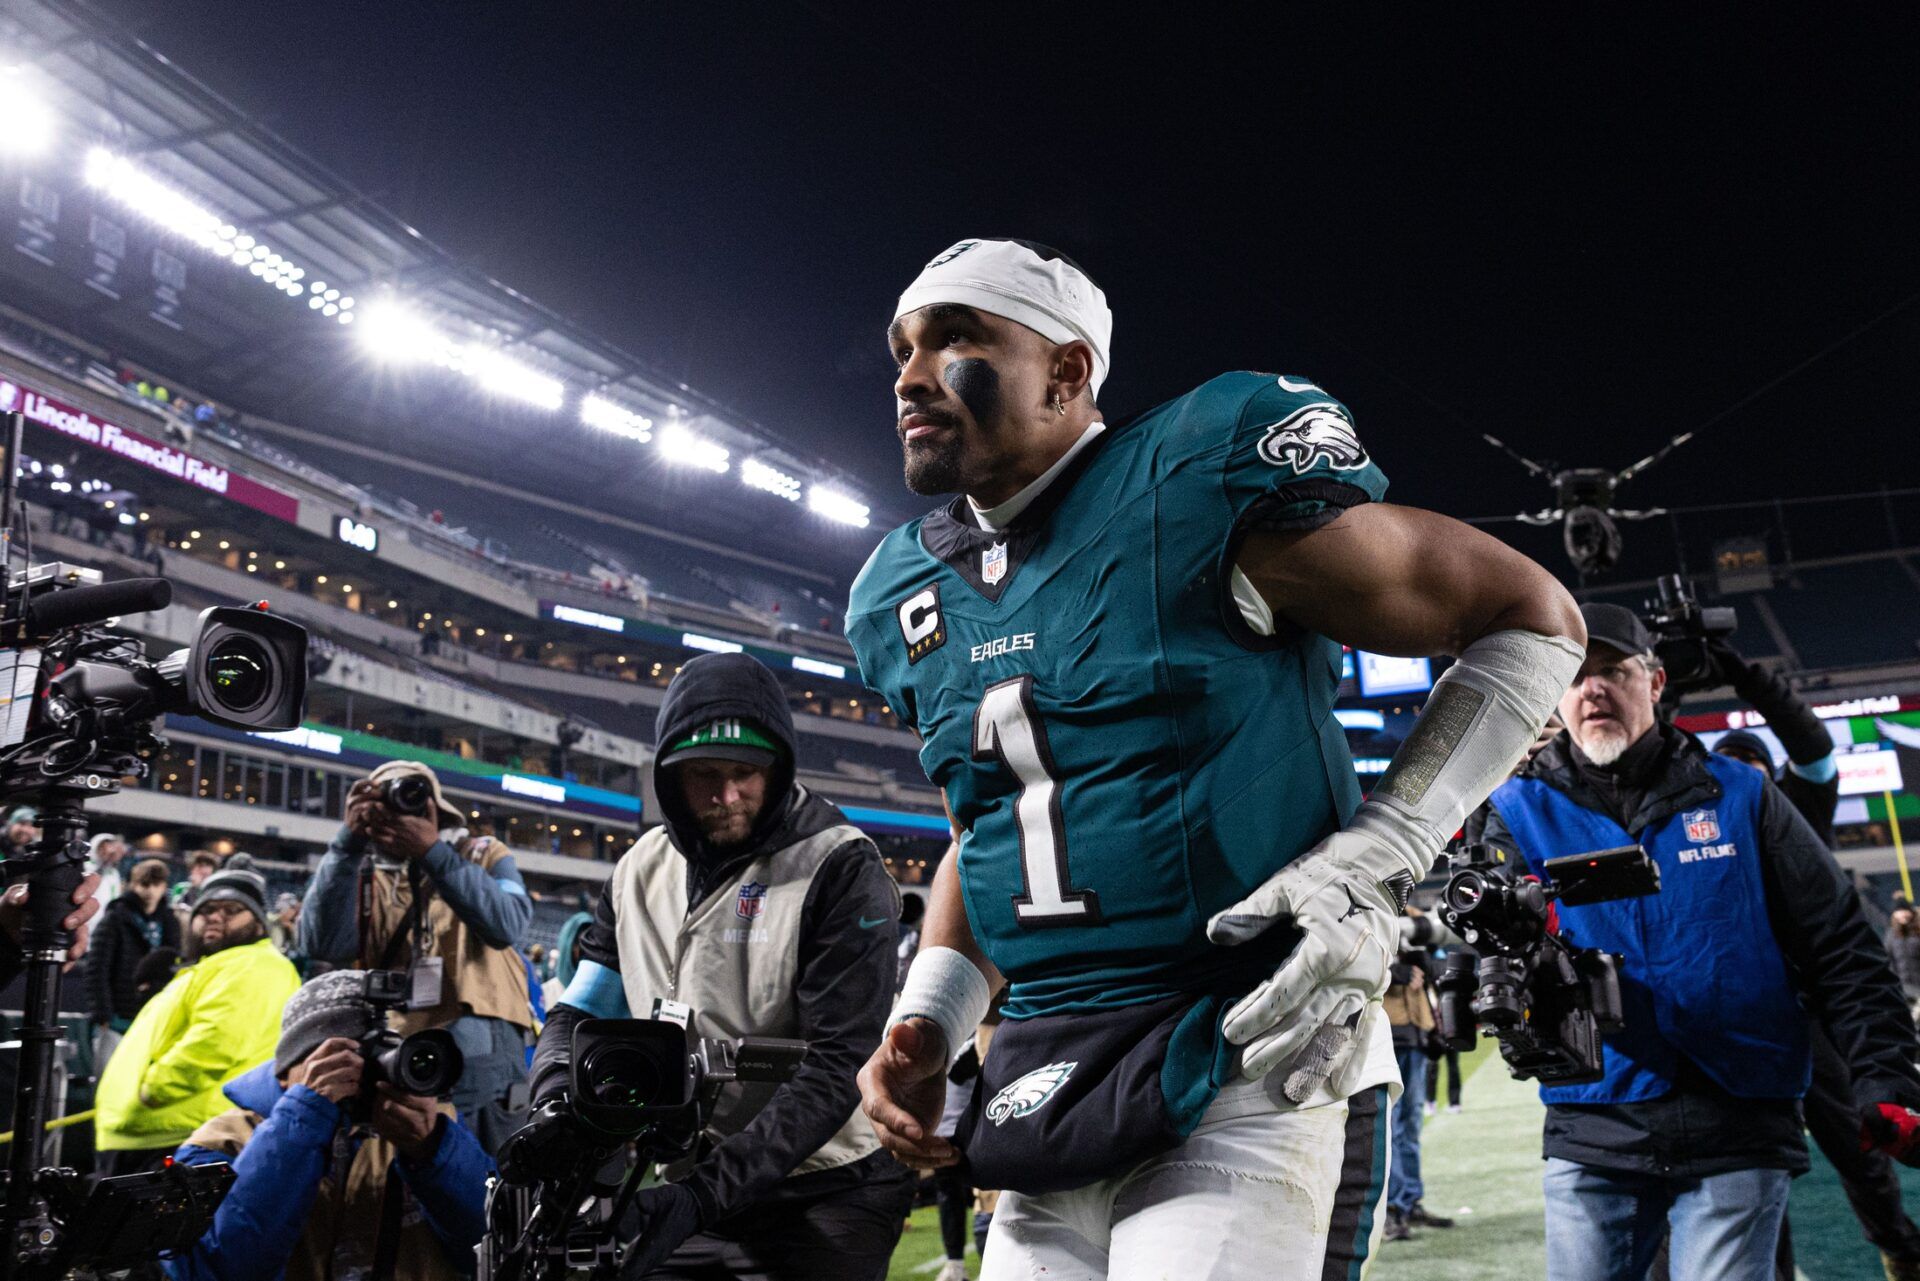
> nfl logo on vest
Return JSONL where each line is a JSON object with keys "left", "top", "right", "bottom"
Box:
{"left": 736, "top": 882, "right": 767, "bottom": 920}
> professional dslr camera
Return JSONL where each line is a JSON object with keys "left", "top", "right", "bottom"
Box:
{"left": 1434, "top": 842, "right": 1659, "bottom": 1084}
{"left": 479, "top": 1005, "right": 806, "bottom": 1281}
{"left": 382, "top": 771, "right": 437, "bottom": 817}
{"left": 1641, "top": 573, "right": 1737, "bottom": 695}
{"left": 352, "top": 971, "right": 464, "bottom": 1114}
{"left": 0, "top": 412, "right": 311, "bottom": 1277}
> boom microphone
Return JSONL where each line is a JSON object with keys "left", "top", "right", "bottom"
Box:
{"left": 22, "top": 577, "right": 173, "bottom": 634}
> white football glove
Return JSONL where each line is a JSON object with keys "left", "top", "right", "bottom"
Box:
{"left": 1207, "top": 827, "right": 1410, "bottom": 1101}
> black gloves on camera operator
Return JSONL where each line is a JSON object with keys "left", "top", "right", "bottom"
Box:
{"left": 1705, "top": 639, "right": 1840, "bottom": 846}
{"left": 618, "top": 1184, "right": 705, "bottom": 1280}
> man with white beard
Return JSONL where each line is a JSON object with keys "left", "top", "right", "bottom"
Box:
{"left": 1480, "top": 602, "right": 1920, "bottom": 1281}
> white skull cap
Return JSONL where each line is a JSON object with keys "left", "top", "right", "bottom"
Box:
{"left": 893, "top": 239, "right": 1112, "bottom": 398}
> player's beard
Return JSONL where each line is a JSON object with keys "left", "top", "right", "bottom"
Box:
{"left": 901, "top": 408, "right": 970, "bottom": 496}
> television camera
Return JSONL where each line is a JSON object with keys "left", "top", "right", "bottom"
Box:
{"left": 1433, "top": 842, "right": 1659, "bottom": 1085}
{"left": 479, "top": 1007, "right": 806, "bottom": 1281}
{"left": 0, "top": 410, "right": 309, "bottom": 1277}
{"left": 1642, "top": 573, "right": 1738, "bottom": 696}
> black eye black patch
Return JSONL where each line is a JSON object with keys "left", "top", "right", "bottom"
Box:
{"left": 944, "top": 357, "right": 1002, "bottom": 425}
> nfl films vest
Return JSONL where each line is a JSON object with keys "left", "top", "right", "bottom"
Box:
{"left": 607, "top": 810, "right": 882, "bottom": 1177}
{"left": 1491, "top": 752, "right": 1811, "bottom": 1106}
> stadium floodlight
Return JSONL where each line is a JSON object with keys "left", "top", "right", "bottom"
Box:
{"left": 658, "top": 424, "right": 729, "bottom": 473}
{"left": 0, "top": 67, "right": 55, "bottom": 157}
{"left": 473, "top": 351, "right": 565, "bottom": 411}
{"left": 356, "top": 299, "right": 453, "bottom": 364}
{"left": 82, "top": 147, "right": 332, "bottom": 317}
{"left": 358, "top": 299, "right": 564, "bottom": 410}
{"left": 580, "top": 393, "right": 654, "bottom": 442}
{"left": 808, "top": 486, "right": 870, "bottom": 528}
{"left": 741, "top": 457, "right": 801, "bottom": 502}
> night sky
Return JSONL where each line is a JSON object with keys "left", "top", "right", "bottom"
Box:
{"left": 82, "top": 2, "right": 1920, "bottom": 583}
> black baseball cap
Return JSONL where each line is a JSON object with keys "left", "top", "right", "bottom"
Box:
{"left": 1580, "top": 603, "right": 1654, "bottom": 658}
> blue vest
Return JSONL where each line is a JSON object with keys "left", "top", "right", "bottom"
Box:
{"left": 1489, "top": 751, "right": 1810, "bottom": 1106}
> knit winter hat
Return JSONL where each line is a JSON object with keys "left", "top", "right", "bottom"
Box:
{"left": 191, "top": 855, "right": 268, "bottom": 925}
{"left": 275, "top": 970, "right": 379, "bottom": 1077}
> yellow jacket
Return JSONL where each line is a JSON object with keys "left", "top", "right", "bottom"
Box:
{"left": 95, "top": 937, "right": 300, "bottom": 1150}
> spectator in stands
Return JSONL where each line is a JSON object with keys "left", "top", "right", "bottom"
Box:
{"left": 1706, "top": 638, "right": 1840, "bottom": 845}
{"left": 1383, "top": 907, "right": 1453, "bottom": 1242}
{"left": 541, "top": 911, "right": 591, "bottom": 1012}
{"left": 0, "top": 806, "right": 40, "bottom": 861}
{"left": 95, "top": 861, "right": 300, "bottom": 1176}
{"left": 1483, "top": 603, "right": 1920, "bottom": 1281}
{"left": 170, "top": 851, "right": 220, "bottom": 920}
{"left": 86, "top": 858, "right": 179, "bottom": 1072}
{"left": 535, "top": 652, "right": 911, "bottom": 1280}
{"left": 298, "top": 761, "right": 534, "bottom": 1155}
{"left": 166, "top": 970, "right": 493, "bottom": 1281}
{"left": 86, "top": 833, "right": 128, "bottom": 913}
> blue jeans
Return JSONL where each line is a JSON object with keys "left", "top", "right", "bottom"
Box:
{"left": 1388, "top": 1044, "right": 1427, "bottom": 1213}
{"left": 1543, "top": 1158, "right": 1791, "bottom": 1281}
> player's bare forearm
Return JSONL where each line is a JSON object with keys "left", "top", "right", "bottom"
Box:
{"left": 1239, "top": 503, "right": 1584, "bottom": 656}
{"left": 922, "top": 798, "right": 1002, "bottom": 992}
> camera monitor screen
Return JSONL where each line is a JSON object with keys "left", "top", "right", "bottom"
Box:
{"left": 1356, "top": 652, "right": 1433, "bottom": 699}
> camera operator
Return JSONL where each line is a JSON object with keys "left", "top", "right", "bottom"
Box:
{"left": 1481, "top": 603, "right": 1920, "bottom": 1281}
{"left": 532, "top": 653, "right": 911, "bottom": 1280}
{"left": 1704, "top": 639, "right": 1839, "bottom": 845}
{"left": 298, "top": 761, "right": 535, "bottom": 1155}
{"left": 95, "top": 861, "right": 301, "bottom": 1176}
{"left": 166, "top": 970, "right": 494, "bottom": 1281}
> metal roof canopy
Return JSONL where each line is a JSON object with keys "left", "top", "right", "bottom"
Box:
{"left": 0, "top": 0, "right": 893, "bottom": 561}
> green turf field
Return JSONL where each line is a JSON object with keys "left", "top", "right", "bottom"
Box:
{"left": 888, "top": 1042, "right": 1920, "bottom": 1280}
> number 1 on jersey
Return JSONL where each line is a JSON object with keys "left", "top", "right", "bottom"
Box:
{"left": 972, "top": 676, "right": 1102, "bottom": 927}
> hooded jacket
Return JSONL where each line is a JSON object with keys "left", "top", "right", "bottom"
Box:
{"left": 87, "top": 888, "right": 182, "bottom": 1026}
{"left": 533, "top": 653, "right": 905, "bottom": 1226}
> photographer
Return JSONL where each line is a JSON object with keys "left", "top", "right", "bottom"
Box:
{"left": 298, "top": 761, "right": 534, "bottom": 1155}
{"left": 533, "top": 653, "right": 910, "bottom": 1280}
{"left": 95, "top": 862, "right": 301, "bottom": 1175}
{"left": 1482, "top": 603, "right": 1920, "bottom": 1281}
{"left": 167, "top": 970, "right": 493, "bottom": 1281}
{"left": 0, "top": 805, "right": 40, "bottom": 861}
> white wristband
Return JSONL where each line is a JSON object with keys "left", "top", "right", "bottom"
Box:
{"left": 1350, "top": 628, "right": 1585, "bottom": 889}
{"left": 893, "top": 946, "right": 993, "bottom": 1069}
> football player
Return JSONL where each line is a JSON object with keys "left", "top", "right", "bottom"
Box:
{"left": 845, "top": 238, "right": 1584, "bottom": 1279}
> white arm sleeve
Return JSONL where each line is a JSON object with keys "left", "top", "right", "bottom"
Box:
{"left": 1343, "top": 628, "right": 1585, "bottom": 894}
{"left": 892, "top": 946, "right": 993, "bottom": 1069}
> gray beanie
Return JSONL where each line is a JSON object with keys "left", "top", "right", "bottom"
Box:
{"left": 275, "top": 970, "right": 377, "bottom": 1077}
{"left": 192, "top": 858, "right": 269, "bottom": 925}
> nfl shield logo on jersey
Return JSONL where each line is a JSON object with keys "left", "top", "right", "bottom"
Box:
{"left": 982, "top": 541, "right": 1008, "bottom": 586}
{"left": 1684, "top": 809, "right": 1721, "bottom": 843}
{"left": 736, "top": 882, "right": 767, "bottom": 920}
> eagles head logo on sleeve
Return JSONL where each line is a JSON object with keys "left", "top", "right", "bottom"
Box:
{"left": 985, "top": 1061, "right": 1078, "bottom": 1125}
{"left": 1257, "top": 403, "right": 1371, "bottom": 475}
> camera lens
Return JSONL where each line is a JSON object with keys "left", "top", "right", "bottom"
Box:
{"left": 202, "top": 635, "right": 272, "bottom": 713}
{"left": 380, "top": 1028, "right": 463, "bottom": 1095}
{"left": 580, "top": 1043, "right": 664, "bottom": 1109}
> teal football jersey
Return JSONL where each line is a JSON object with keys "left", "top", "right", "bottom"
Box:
{"left": 846, "top": 372, "right": 1389, "bottom": 1044}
